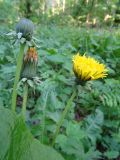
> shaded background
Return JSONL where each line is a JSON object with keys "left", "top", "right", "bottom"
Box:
{"left": 0, "top": 0, "right": 120, "bottom": 27}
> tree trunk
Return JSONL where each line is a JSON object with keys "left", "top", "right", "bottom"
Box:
{"left": 57, "top": 0, "right": 60, "bottom": 13}
{"left": 25, "top": 0, "right": 32, "bottom": 18}
{"left": 86, "top": 0, "right": 95, "bottom": 27}
{"left": 63, "top": 0, "right": 66, "bottom": 12}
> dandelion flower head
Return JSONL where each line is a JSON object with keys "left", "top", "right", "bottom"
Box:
{"left": 72, "top": 53, "right": 108, "bottom": 81}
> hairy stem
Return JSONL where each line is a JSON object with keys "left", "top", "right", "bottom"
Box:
{"left": 52, "top": 89, "right": 76, "bottom": 146}
{"left": 11, "top": 44, "right": 25, "bottom": 112}
{"left": 22, "top": 83, "right": 28, "bottom": 120}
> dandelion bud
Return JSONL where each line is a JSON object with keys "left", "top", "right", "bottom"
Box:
{"left": 21, "top": 47, "right": 38, "bottom": 78}
{"left": 16, "top": 18, "right": 34, "bottom": 41}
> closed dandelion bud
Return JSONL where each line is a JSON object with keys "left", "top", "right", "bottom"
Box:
{"left": 16, "top": 18, "right": 34, "bottom": 41}
{"left": 21, "top": 47, "right": 38, "bottom": 78}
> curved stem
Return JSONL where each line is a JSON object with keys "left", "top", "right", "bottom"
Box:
{"left": 52, "top": 89, "right": 76, "bottom": 146}
{"left": 22, "top": 83, "right": 28, "bottom": 120}
{"left": 11, "top": 44, "right": 25, "bottom": 112}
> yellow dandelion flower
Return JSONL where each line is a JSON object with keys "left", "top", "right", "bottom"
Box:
{"left": 72, "top": 53, "right": 108, "bottom": 81}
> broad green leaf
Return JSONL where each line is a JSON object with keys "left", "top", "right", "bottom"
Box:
{"left": 0, "top": 108, "right": 64, "bottom": 160}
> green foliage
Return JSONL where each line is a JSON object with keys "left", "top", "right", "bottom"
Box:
{"left": 0, "top": 9, "right": 120, "bottom": 159}
{"left": 0, "top": 108, "right": 64, "bottom": 160}
{"left": 0, "top": 0, "right": 17, "bottom": 28}
{"left": 56, "top": 109, "right": 103, "bottom": 160}
{"left": 71, "top": 0, "right": 117, "bottom": 24}
{"left": 31, "top": 26, "right": 120, "bottom": 159}
{"left": 100, "top": 80, "right": 120, "bottom": 108}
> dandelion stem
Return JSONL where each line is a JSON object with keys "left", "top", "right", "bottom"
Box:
{"left": 52, "top": 89, "right": 76, "bottom": 146}
{"left": 11, "top": 44, "right": 25, "bottom": 112}
{"left": 41, "top": 91, "right": 49, "bottom": 144}
{"left": 22, "top": 83, "right": 28, "bottom": 120}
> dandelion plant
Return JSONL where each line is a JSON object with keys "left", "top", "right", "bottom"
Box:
{"left": 11, "top": 18, "right": 34, "bottom": 112}
{"left": 52, "top": 53, "right": 108, "bottom": 146}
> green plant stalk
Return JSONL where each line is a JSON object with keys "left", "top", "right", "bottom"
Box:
{"left": 11, "top": 44, "right": 25, "bottom": 112}
{"left": 41, "top": 91, "right": 49, "bottom": 144}
{"left": 22, "top": 83, "right": 28, "bottom": 120}
{"left": 52, "top": 89, "right": 76, "bottom": 146}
